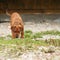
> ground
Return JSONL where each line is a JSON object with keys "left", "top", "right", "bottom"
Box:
{"left": 0, "top": 14, "right": 60, "bottom": 60}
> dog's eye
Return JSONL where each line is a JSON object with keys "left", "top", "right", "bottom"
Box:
{"left": 14, "top": 26, "right": 16, "bottom": 28}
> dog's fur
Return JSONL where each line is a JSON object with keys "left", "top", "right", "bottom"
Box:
{"left": 10, "top": 12, "right": 24, "bottom": 38}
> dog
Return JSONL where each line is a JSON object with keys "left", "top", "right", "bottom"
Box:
{"left": 10, "top": 12, "right": 24, "bottom": 38}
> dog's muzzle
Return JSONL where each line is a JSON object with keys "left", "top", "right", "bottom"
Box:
{"left": 16, "top": 34, "right": 18, "bottom": 38}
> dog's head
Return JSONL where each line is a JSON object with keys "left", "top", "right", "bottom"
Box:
{"left": 11, "top": 25, "right": 22, "bottom": 38}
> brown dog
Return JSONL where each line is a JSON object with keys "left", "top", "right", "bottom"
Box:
{"left": 10, "top": 12, "right": 24, "bottom": 38}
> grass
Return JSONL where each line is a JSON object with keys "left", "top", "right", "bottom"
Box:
{"left": 24, "top": 30, "right": 33, "bottom": 38}
{"left": 33, "top": 33, "right": 43, "bottom": 38}
{"left": 0, "top": 30, "right": 60, "bottom": 58}
{"left": 0, "top": 38, "right": 47, "bottom": 46}
{"left": 40, "top": 30, "right": 60, "bottom": 35}
{"left": 0, "top": 30, "right": 60, "bottom": 47}
{"left": 34, "top": 30, "right": 60, "bottom": 37}
{"left": 0, "top": 38, "right": 60, "bottom": 47}
{"left": 26, "top": 30, "right": 60, "bottom": 39}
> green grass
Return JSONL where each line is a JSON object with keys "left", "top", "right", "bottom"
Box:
{"left": 25, "top": 30, "right": 60, "bottom": 37}
{"left": 24, "top": 30, "right": 60, "bottom": 39}
{"left": 0, "top": 30, "right": 60, "bottom": 56}
{"left": 0, "top": 30, "right": 60, "bottom": 47}
{"left": 40, "top": 30, "right": 60, "bottom": 35}
{"left": 0, "top": 37, "right": 60, "bottom": 47}
{"left": 33, "top": 33, "right": 42, "bottom": 38}
{"left": 0, "top": 38, "right": 47, "bottom": 46}
{"left": 24, "top": 30, "right": 33, "bottom": 39}
{"left": 24, "top": 30, "right": 32, "bottom": 34}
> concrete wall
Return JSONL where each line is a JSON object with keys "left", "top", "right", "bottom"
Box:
{"left": 0, "top": 14, "right": 60, "bottom": 23}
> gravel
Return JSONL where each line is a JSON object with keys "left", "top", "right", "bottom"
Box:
{"left": 0, "top": 45, "right": 60, "bottom": 60}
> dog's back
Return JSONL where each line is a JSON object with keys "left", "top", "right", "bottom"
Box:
{"left": 11, "top": 12, "right": 23, "bottom": 26}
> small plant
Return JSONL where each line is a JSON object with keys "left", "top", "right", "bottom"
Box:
{"left": 24, "top": 33, "right": 33, "bottom": 38}
{"left": 48, "top": 45, "right": 55, "bottom": 53}
{"left": 24, "top": 30, "right": 33, "bottom": 38}
{"left": 24, "top": 30, "right": 33, "bottom": 34}
{"left": 7, "top": 35, "right": 12, "bottom": 38}
{"left": 45, "top": 39, "right": 60, "bottom": 46}
{"left": 33, "top": 32, "right": 42, "bottom": 39}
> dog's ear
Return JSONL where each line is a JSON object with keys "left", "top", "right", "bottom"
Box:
{"left": 11, "top": 26, "right": 13, "bottom": 30}
{"left": 11, "top": 26, "right": 15, "bottom": 31}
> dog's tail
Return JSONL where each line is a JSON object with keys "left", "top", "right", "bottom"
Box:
{"left": 6, "top": 10, "right": 11, "bottom": 16}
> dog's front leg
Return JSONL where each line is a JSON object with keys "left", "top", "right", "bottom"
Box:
{"left": 21, "top": 30, "right": 24, "bottom": 38}
{"left": 21, "top": 32, "right": 24, "bottom": 38}
{"left": 12, "top": 31, "right": 16, "bottom": 38}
